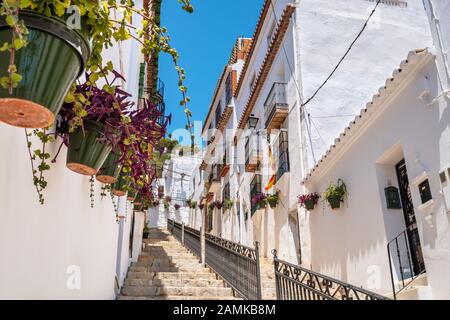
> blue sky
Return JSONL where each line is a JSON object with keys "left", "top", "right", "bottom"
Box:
{"left": 159, "top": 0, "right": 264, "bottom": 145}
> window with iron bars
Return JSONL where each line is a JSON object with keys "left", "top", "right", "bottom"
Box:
{"left": 250, "top": 174, "right": 262, "bottom": 216}
{"left": 275, "top": 129, "right": 290, "bottom": 181}
{"left": 225, "top": 72, "right": 232, "bottom": 105}
{"left": 222, "top": 181, "right": 230, "bottom": 202}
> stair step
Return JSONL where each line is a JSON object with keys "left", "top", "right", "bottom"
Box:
{"left": 117, "top": 295, "right": 240, "bottom": 300}
{"left": 126, "top": 271, "right": 216, "bottom": 280}
{"left": 125, "top": 278, "right": 225, "bottom": 287}
{"left": 121, "top": 286, "right": 233, "bottom": 297}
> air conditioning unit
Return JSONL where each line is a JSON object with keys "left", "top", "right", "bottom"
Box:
{"left": 439, "top": 166, "right": 450, "bottom": 213}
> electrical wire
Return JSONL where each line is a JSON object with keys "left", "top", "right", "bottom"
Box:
{"left": 300, "top": 0, "right": 382, "bottom": 107}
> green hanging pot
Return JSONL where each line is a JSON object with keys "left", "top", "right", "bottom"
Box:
{"left": 328, "top": 195, "right": 342, "bottom": 210}
{"left": 127, "top": 189, "right": 137, "bottom": 202}
{"left": 0, "top": 10, "right": 91, "bottom": 128}
{"left": 66, "top": 121, "right": 112, "bottom": 176}
{"left": 112, "top": 174, "right": 130, "bottom": 197}
{"left": 96, "top": 151, "right": 121, "bottom": 184}
{"left": 304, "top": 200, "right": 316, "bottom": 211}
{"left": 133, "top": 193, "right": 142, "bottom": 206}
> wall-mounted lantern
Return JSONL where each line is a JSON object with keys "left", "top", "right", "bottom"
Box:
{"left": 384, "top": 186, "right": 402, "bottom": 209}
{"left": 247, "top": 114, "right": 259, "bottom": 129}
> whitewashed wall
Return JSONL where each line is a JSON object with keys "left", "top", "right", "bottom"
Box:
{"left": 304, "top": 55, "right": 450, "bottom": 298}
{"left": 0, "top": 128, "right": 119, "bottom": 299}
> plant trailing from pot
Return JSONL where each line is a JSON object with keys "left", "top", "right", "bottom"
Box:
{"left": 0, "top": 0, "right": 195, "bottom": 138}
{"left": 198, "top": 203, "right": 205, "bottom": 210}
{"left": 298, "top": 192, "right": 320, "bottom": 210}
{"left": 266, "top": 192, "right": 280, "bottom": 209}
{"left": 324, "top": 179, "right": 347, "bottom": 210}
{"left": 174, "top": 203, "right": 181, "bottom": 210}
{"left": 190, "top": 201, "right": 197, "bottom": 209}
{"left": 223, "top": 199, "right": 233, "bottom": 211}
{"left": 208, "top": 203, "right": 215, "bottom": 211}
{"left": 214, "top": 200, "right": 223, "bottom": 210}
{"left": 143, "top": 223, "right": 149, "bottom": 239}
{"left": 251, "top": 193, "right": 267, "bottom": 210}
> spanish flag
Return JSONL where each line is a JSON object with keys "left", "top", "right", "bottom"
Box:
{"left": 265, "top": 145, "right": 277, "bottom": 191}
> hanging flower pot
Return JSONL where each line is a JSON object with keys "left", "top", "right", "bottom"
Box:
{"left": 298, "top": 193, "right": 320, "bottom": 211}
{"left": 133, "top": 194, "right": 142, "bottom": 207}
{"left": 143, "top": 224, "right": 150, "bottom": 239}
{"left": 266, "top": 192, "right": 280, "bottom": 209}
{"left": 324, "top": 179, "right": 347, "bottom": 210}
{"left": 112, "top": 174, "right": 130, "bottom": 197}
{"left": 96, "top": 152, "right": 121, "bottom": 184}
{"left": 174, "top": 204, "right": 181, "bottom": 210}
{"left": 0, "top": 10, "right": 90, "bottom": 128}
{"left": 66, "top": 121, "right": 112, "bottom": 176}
{"left": 127, "top": 189, "right": 137, "bottom": 202}
{"left": 328, "top": 195, "right": 342, "bottom": 210}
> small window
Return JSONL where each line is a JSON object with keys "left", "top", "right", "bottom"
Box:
{"left": 440, "top": 171, "right": 447, "bottom": 184}
{"left": 419, "top": 179, "right": 432, "bottom": 204}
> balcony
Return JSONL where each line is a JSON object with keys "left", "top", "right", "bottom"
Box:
{"left": 245, "top": 133, "right": 262, "bottom": 172}
{"left": 207, "top": 164, "right": 222, "bottom": 194}
{"left": 215, "top": 105, "right": 234, "bottom": 132}
{"left": 264, "top": 83, "right": 288, "bottom": 132}
{"left": 220, "top": 151, "right": 230, "bottom": 177}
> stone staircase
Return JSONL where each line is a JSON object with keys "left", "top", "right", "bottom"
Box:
{"left": 117, "top": 228, "right": 237, "bottom": 300}
{"left": 260, "top": 259, "right": 277, "bottom": 300}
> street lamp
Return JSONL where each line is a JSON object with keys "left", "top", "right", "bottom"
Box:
{"left": 247, "top": 114, "right": 259, "bottom": 129}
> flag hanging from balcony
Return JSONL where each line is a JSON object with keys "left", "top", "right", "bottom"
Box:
{"left": 265, "top": 145, "right": 276, "bottom": 191}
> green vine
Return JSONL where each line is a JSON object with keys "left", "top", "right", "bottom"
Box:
{"left": 25, "top": 128, "right": 54, "bottom": 205}
{"left": 89, "top": 175, "right": 95, "bottom": 208}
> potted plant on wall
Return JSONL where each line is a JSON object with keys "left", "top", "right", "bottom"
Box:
{"left": 251, "top": 193, "right": 267, "bottom": 210}
{"left": 0, "top": 0, "right": 194, "bottom": 129}
{"left": 174, "top": 203, "right": 181, "bottom": 210}
{"left": 214, "top": 200, "right": 223, "bottom": 210}
{"left": 96, "top": 151, "right": 121, "bottom": 184}
{"left": 198, "top": 203, "right": 205, "bottom": 210}
{"left": 266, "top": 191, "right": 280, "bottom": 209}
{"left": 223, "top": 199, "right": 233, "bottom": 211}
{"left": 298, "top": 192, "right": 320, "bottom": 210}
{"left": 143, "top": 223, "right": 150, "bottom": 239}
{"left": 324, "top": 179, "right": 347, "bottom": 210}
{"left": 190, "top": 201, "right": 197, "bottom": 209}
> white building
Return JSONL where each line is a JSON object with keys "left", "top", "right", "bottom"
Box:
{"left": 149, "top": 152, "right": 201, "bottom": 229}
{"left": 189, "top": 0, "right": 432, "bottom": 267}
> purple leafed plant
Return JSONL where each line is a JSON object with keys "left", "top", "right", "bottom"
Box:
{"left": 57, "top": 72, "right": 171, "bottom": 203}
{"left": 214, "top": 201, "right": 223, "bottom": 210}
{"left": 251, "top": 193, "right": 267, "bottom": 206}
{"left": 298, "top": 193, "right": 320, "bottom": 207}
{"left": 174, "top": 204, "right": 181, "bottom": 210}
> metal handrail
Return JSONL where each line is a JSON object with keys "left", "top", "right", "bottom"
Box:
{"left": 387, "top": 225, "right": 426, "bottom": 299}
{"left": 167, "top": 219, "right": 262, "bottom": 300}
{"left": 273, "top": 250, "right": 389, "bottom": 300}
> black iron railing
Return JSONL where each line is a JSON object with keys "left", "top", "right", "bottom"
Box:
{"left": 184, "top": 224, "right": 201, "bottom": 259}
{"left": 169, "top": 219, "right": 182, "bottom": 243}
{"left": 273, "top": 250, "right": 389, "bottom": 300}
{"left": 167, "top": 219, "right": 262, "bottom": 300}
{"left": 205, "top": 233, "right": 262, "bottom": 300}
{"left": 387, "top": 225, "right": 426, "bottom": 299}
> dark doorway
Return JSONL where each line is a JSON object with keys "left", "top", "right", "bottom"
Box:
{"left": 395, "top": 159, "right": 426, "bottom": 276}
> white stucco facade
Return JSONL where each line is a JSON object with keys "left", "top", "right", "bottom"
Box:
{"left": 0, "top": 17, "right": 146, "bottom": 298}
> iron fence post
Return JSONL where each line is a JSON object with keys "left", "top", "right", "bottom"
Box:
{"left": 182, "top": 222, "right": 185, "bottom": 246}
{"left": 200, "top": 226, "right": 205, "bottom": 266}
{"left": 254, "top": 241, "right": 262, "bottom": 300}
{"left": 272, "top": 249, "right": 280, "bottom": 300}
